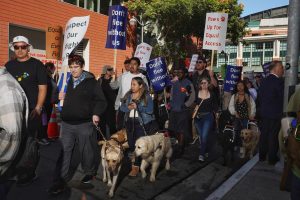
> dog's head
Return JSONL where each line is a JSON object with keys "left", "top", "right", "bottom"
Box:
{"left": 240, "top": 129, "right": 254, "bottom": 143}
{"left": 105, "top": 143, "right": 123, "bottom": 172}
{"left": 135, "top": 137, "right": 152, "bottom": 157}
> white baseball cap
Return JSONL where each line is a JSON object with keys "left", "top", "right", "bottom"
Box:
{"left": 9, "top": 36, "right": 32, "bottom": 51}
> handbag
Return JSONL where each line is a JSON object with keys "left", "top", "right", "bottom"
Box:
{"left": 192, "top": 99, "right": 204, "bottom": 119}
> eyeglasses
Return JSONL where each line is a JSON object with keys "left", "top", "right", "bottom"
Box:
{"left": 13, "top": 45, "right": 28, "bottom": 50}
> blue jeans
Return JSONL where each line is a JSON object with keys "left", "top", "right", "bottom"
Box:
{"left": 194, "top": 113, "right": 214, "bottom": 156}
{"left": 234, "top": 118, "right": 248, "bottom": 146}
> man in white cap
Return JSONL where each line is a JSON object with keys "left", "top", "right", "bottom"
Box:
{"left": 5, "top": 36, "right": 48, "bottom": 185}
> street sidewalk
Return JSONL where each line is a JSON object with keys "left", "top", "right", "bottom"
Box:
{"left": 207, "top": 155, "right": 290, "bottom": 200}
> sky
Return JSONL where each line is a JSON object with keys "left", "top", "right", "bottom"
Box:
{"left": 239, "top": 0, "right": 289, "bottom": 17}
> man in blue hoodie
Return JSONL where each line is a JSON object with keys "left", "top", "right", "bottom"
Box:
{"left": 169, "top": 66, "right": 195, "bottom": 155}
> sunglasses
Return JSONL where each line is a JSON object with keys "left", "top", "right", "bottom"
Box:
{"left": 196, "top": 60, "right": 203, "bottom": 64}
{"left": 13, "top": 45, "right": 28, "bottom": 50}
{"left": 107, "top": 68, "right": 113, "bottom": 71}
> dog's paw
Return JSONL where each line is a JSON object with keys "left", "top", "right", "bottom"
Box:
{"left": 149, "top": 176, "right": 156, "bottom": 182}
{"left": 108, "top": 190, "right": 114, "bottom": 198}
{"left": 141, "top": 172, "right": 147, "bottom": 179}
{"left": 107, "top": 181, "right": 112, "bottom": 187}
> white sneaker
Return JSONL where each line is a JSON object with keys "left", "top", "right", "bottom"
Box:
{"left": 198, "top": 155, "right": 205, "bottom": 162}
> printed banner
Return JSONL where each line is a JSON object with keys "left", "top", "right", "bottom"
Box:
{"left": 105, "top": 5, "right": 128, "bottom": 50}
{"left": 188, "top": 54, "right": 199, "bottom": 72}
{"left": 146, "top": 57, "right": 168, "bottom": 92}
{"left": 262, "top": 62, "right": 272, "bottom": 77}
{"left": 134, "top": 42, "right": 152, "bottom": 69}
{"left": 203, "top": 12, "right": 228, "bottom": 51}
{"left": 223, "top": 65, "right": 242, "bottom": 92}
{"left": 46, "top": 26, "right": 62, "bottom": 60}
{"left": 61, "top": 16, "right": 90, "bottom": 67}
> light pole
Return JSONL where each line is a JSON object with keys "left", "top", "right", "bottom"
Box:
{"left": 129, "top": 15, "right": 149, "bottom": 43}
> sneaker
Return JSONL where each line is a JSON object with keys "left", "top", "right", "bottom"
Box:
{"left": 37, "top": 138, "right": 50, "bottom": 146}
{"left": 48, "top": 181, "right": 66, "bottom": 195}
{"left": 16, "top": 173, "right": 38, "bottom": 186}
{"left": 198, "top": 155, "right": 205, "bottom": 162}
{"left": 81, "top": 175, "right": 94, "bottom": 184}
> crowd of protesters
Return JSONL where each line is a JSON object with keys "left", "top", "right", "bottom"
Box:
{"left": 0, "top": 35, "right": 299, "bottom": 200}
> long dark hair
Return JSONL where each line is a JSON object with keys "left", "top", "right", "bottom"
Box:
{"left": 232, "top": 80, "right": 250, "bottom": 95}
{"left": 122, "top": 77, "right": 148, "bottom": 105}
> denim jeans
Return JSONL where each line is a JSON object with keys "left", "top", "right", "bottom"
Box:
{"left": 234, "top": 118, "right": 248, "bottom": 146}
{"left": 194, "top": 113, "right": 214, "bottom": 156}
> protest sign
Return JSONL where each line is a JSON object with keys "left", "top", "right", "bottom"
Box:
{"left": 105, "top": 5, "right": 128, "bottom": 50}
{"left": 61, "top": 16, "right": 90, "bottom": 67}
{"left": 188, "top": 54, "right": 199, "bottom": 72}
{"left": 223, "top": 65, "right": 242, "bottom": 92}
{"left": 134, "top": 42, "right": 152, "bottom": 69}
{"left": 146, "top": 57, "right": 168, "bottom": 92}
{"left": 203, "top": 13, "right": 228, "bottom": 52}
{"left": 46, "top": 26, "right": 62, "bottom": 59}
{"left": 262, "top": 62, "right": 272, "bottom": 77}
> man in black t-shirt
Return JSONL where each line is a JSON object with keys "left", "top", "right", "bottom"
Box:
{"left": 5, "top": 36, "right": 48, "bottom": 185}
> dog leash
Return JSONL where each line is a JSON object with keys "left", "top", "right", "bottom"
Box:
{"left": 95, "top": 125, "right": 107, "bottom": 142}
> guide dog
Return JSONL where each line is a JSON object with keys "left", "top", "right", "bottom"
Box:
{"left": 240, "top": 122, "right": 260, "bottom": 158}
{"left": 134, "top": 133, "right": 173, "bottom": 182}
{"left": 98, "top": 129, "right": 128, "bottom": 198}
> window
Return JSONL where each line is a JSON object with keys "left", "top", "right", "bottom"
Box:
{"left": 280, "top": 40, "right": 287, "bottom": 64}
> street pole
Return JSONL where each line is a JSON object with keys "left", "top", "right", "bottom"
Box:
{"left": 284, "top": 0, "right": 300, "bottom": 111}
{"left": 141, "top": 14, "right": 144, "bottom": 43}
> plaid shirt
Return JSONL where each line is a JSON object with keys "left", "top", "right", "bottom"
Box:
{"left": 0, "top": 67, "right": 28, "bottom": 176}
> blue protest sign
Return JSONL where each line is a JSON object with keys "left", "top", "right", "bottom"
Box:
{"left": 146, "top": 57, "right": 168, "bottom": 92}
{"left": 223, "top": 65, "right": 242, "bottom": 92}
{"left": 105, "top": 5, "right": 128, "bottom": 50}
{"left": 262, "top": 62, "right": 271, "bottom": 77}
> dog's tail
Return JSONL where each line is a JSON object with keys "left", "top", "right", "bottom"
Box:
{"left": 98, "top": 140, "right": 106, "bottom": 146}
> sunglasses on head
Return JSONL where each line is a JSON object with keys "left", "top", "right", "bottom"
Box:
{"left": 13, "top": 45, "right": 28, "bottom": 50}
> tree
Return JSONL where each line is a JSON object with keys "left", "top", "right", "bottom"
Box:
{"left": 125, "top": 0, "right": 247, "bottom": 64}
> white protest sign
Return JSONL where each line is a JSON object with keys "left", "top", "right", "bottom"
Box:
{"left": 188, "top": 54, "right": 199, "bottom": 72}
{"left": 62, "top": 16, "right": 90, "bottom": 67}
{"left": 134, "top": 42, "right": 152, "bottom": 69}
{"left": 203, "top": 13, "right": 228, "bottom": 52}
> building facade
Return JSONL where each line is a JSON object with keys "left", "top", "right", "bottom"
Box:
{"left": 216, "top": 5, "right": 288, "bottom": 72}
{"left": 0, "top": 0, "right": 133, "bottom": 76}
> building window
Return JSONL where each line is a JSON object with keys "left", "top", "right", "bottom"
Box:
{"left": 280, "top": 40, "right": 287, "bottom": 64}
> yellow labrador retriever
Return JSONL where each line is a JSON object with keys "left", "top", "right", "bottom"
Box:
{"left": 240, "top": 122, "right": 260, "bottom": 158}
{"left": 98, "top": 129, "right": 128, "bottom": 198}
{"left": 135, "top": 133, "right": 173, "bottom": 182}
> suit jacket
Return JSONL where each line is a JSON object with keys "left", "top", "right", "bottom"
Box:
{"left": 258, "top": 74, "right": 284, "bottom": 119}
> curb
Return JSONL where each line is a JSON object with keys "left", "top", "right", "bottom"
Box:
{"left": 205, "top": 154, "right": 259, "bottom": 200}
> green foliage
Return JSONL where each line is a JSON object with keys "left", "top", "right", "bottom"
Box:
{"left": 125, "top": 0, "right": 247, "bottom": 62}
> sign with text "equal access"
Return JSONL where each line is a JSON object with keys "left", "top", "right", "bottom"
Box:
{"left": 203, "top": 12, "right": 228, "bottom": 52}
{"left": 105, "top": 5, "right": 128, "bottom": 50}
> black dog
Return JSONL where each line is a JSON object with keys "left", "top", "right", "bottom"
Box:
{"left": 217, "top": 110, "right": 236, "bottom": 165}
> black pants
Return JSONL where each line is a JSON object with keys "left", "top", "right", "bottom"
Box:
{"left": 54, "top": 121, "right": 99, "bottom": 182}
{"left": 259, "top": 118, "right": 281, "bottom": 163}
{"left": 116, "top": 110, "right": 125, "bottom": 131}
{"left": 100, "top": 106, "right": 116, "bottom": 138}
